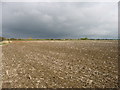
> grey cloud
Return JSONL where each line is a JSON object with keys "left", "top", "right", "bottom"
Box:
{"left": 0, "top": 3, "right": 2, "bottom": 36}
{"left": 2, "top": 2, "right": 118, "bottom": 39}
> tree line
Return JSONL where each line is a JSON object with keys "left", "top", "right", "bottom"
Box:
{"left": 0, "top": 37, "right": 118, "bottom": 41}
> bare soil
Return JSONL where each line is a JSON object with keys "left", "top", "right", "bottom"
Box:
{"left": 2, "top": 40, "right": 118, "bottom": 88}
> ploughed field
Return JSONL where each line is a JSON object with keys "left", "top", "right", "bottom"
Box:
{"left": 2, "top": 40, "right": 118, "bottom": 88}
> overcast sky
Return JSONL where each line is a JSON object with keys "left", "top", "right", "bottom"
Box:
{"left": 2, "top": 2, "right": 118, "bottom": 39}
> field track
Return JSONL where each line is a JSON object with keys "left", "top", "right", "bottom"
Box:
{"left": 2, "top": 40, "right": 118, "bottom": 88}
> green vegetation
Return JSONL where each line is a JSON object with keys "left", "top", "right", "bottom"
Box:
{"left": 0, "top": 37, "right": 7, "bottom": 41}
{"left": 0, "top": 43, "right": 7, "bottom": 45}
{"left": 79, "top": 37, "right": 89, "bottom": 40}
{"left": 0, "top": 36, "right": 118, "bottom": 41}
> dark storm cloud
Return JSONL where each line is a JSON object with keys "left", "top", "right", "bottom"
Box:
{"left": 2, "top": 2, "right": 118, "bottom": 39}
{"left": 0, "top": 3, "right": 2, "bottom": 36}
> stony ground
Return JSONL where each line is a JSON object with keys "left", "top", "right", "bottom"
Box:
{"left": 0, "top": 45, "right": 2, "bottom": 89}
{"left": 2, "top": 40, "right": 118, "bottom": 88}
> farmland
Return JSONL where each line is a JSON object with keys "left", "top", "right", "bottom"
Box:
{"left": 2, "top": 40, "right": 118, "bottom": 88}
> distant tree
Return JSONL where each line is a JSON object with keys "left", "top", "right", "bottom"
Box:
{"left": 0, "top": 37, "right": 2, "bottom": 41}
{"left": 0, "top": 37, "right": 6, "bottom": 41}
{"left": 80, "top": 37, "right": 89, "bottom": 40}
{"left": 10, "top": 38, "right": 16, "bottom": 40}
{"left": 18, "top": 38, "right": 22, "bottom": 40}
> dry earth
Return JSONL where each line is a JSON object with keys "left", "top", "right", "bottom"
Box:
{"left": 0, "top": 45, "right": 2, "bottom": 89}
{"left": 2, "top": 40, "right": 118, "bottom": 88}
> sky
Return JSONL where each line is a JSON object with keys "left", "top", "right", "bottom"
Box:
{"left": 1, "top": 2, "right": 118, "bottom": 39}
